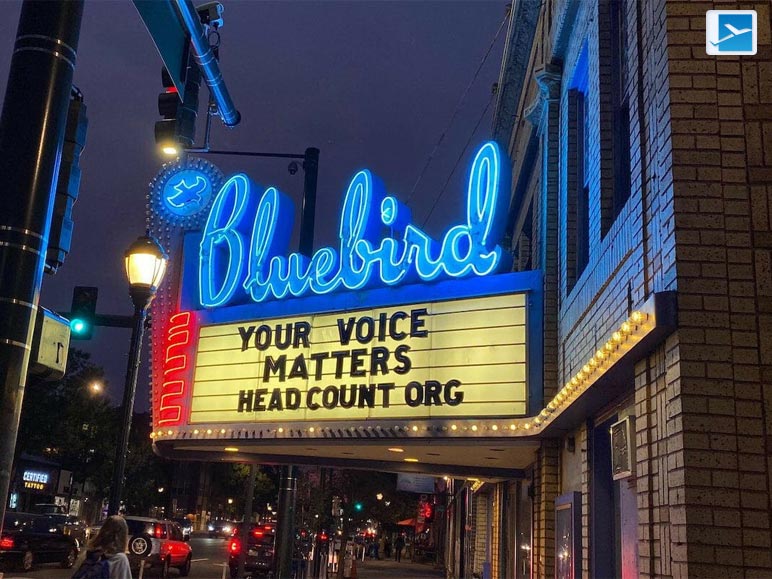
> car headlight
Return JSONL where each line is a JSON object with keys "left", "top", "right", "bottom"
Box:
{"left": 223, "top": 525, "right": 232, "bottom": 533}
{"left": 208, "top": 525, "right": 215, "bottom": 531}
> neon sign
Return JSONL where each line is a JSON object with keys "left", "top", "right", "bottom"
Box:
{"left": 162, "top": 169, "right": 214, "bottom": 217}
{"left": 198, "top": 141, "right": 509, "bottom": 308}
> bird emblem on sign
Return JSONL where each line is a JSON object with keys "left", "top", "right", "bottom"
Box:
{"left": 166, "top": 176, "right": 209, "bottom": 209}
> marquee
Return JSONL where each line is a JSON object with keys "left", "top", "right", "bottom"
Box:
{"left": 148, "top": 142, "right": 543, "bottom": 471}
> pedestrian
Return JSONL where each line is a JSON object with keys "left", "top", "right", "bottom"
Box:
{"left": 72, "top": 515, "right": 133, "bottom": 579}
{"left": 378, "top": 535, "right": 386, "bottom": 560}
{"left": 384, "top": 536, "right": 392, "bottom": 558}
{"left": 395, "top": 533, "right": 405, "bottom": 563}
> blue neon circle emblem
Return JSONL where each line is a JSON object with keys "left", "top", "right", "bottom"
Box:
{"left": 161, "top": 169, "right": 214, "bottom": 217}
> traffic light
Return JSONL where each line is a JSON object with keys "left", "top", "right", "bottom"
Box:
{"left": 155, "top": 60, "right": 201, "bottom": 156}
{"left": 354, "top": 502, "right": 363, "bottom": 512}
{"left": 69, "top": 286, "right": 98, "bottom": 340}
{"left": 46, "top": 88, "right": 88, "bottom": 274}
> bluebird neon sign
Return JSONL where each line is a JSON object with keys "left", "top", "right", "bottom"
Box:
{"left": 198, "top": 141, "right": 509, "bottom": 308}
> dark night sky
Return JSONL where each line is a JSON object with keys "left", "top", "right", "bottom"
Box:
{"left": 0, "top": 1, "right": 507, "bottom": 410}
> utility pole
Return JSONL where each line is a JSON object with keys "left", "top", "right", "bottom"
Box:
{"left": 0, "top": 0, "right": 84, "bottom": 532}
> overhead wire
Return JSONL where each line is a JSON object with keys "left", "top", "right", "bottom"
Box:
{"left": 405, "top": 12, "right": 508, "bottom": 207}
{"left": 420, "top": 91, "right": 495, "bottom": 228}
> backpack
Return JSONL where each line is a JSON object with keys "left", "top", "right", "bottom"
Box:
{"left": 71, "top": 550, "right": 110, "bottom": 579}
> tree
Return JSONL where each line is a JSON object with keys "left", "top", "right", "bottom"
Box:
{"left": 18, "top": 349, "right": 117, "bottom": 496}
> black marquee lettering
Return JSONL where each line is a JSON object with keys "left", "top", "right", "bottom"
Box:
{"left": 393, "top": 344, "right": 412, "bottom": 374}
{"left": 307, "top": 387, "right": 321, "bottom": 410}
{"left": 350, "top": 348, "right": 367, "bottom": 377}
{"left": 294, "top": 322, "right": 311, "bottom": 348}
{"left": 288, "top": 354, "right": 309, "bottom": 380}
{"left": 337, "top": 318, "right": 356, "bottom": 346}
{"left": 310, "top": 352, "right": 329, "bottom": 380}
{"left": 237, "top": 390, "right": 253, "bottom": 412}
{"left": 263, "top": 355, "right": 287, "bottom": 382}
{"left": 410, "top": 308, "right": 428, "bottom": 338}
{"left": 238, "top": 326, "right": 255, "bottom": 351}
{"left": 322, "top": 386, "right": 339, "bottom": 409}
{"left": 370, "top": 347, "right": 389, "bottom": 375}
{"left": 286, "top": 388, "right": 301, "bottom": 410}
{"left": 255, "top": 325, "right": 271, "bottom": 350}
{"left": 267, "top": 388, "right": 283, "bottom": 411}
{"left": 254, "top": 388, "right": 268, "bottom": 411}
{"left": 404, "top": 381, "right": 422, "bottom": 407}
{"left": 424, "top": 380, "right": 442, "bottom": 406}
{"left": 358, "top": 384, "right": 376, "bottom": 408}
{"left": 388, "top": 311, "right": 408, "bottom": 340}
{"left": 355, "top": 317, "right": 375, "bottom": 344}
{"left": 444, "top": 379, "right": 463, "bottom": 406}
{"left": 377, "top": 383, "right": 395, "bottom": 407}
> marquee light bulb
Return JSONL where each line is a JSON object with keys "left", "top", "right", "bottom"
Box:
{"left": 491, "top": 424, "right": 498, "bottom": 431}
{"left": 510, "top": 424, "right": 517, "bottom": 430}
{"left": 621, "top": 321, "right": 632, "bottom": 334}
{"left": 166, "top": 430, "right": 172, "bottom": 436}
{"left": 595, "top": 349, "right": 605, "bottom": 361}
{"left": 451, "top": 424, "right": 457, "bottom": 431}
{"left": 411, "top": 425, "right": 419, "bottom": 432}
{"left": 604, "top": 341, "right": 614, "bottom": 353}
{"left": 471, "top": 425, "right": 478, "bottom": 431}
{"left": 206, "top": 429, "right": 212, "bottom": 435}
{"left": 631, "top": 311, "right": 644, "bottom": 324}
{"left": 612, "top": 331, "right": 622, "bottom": 343}
{"left": 193, "top": 429, "right": 199, "bottom": 435}
{"left": 583, "top": 364, "right": 591, "bottom": 374}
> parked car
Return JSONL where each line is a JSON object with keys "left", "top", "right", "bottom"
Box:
{"left": 208, "top": 519, "right": 235, "bottom": 538}
{"left": 47, "top": 513, "right": 89, "bottom": 549}
{"left": 124, "top": 516, "right": 192, "bottom": 578}
{"left": 227, "top": 523, "right": 275, "bottom": 578}
{"left": 0, "top": 512, "right": 79, "bottom": 572}
{"left": 172, "top": 517, "right": 193, "bottom": 541}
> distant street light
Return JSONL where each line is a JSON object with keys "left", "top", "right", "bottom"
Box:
{"left": 108, "top": 233, "right": 168, "bottom": 516}
{"left": 376, "top": 493, "right": 383, "bottom": 501}
{"left": 158, "top": 487, "right": 164, "bottom": 493}
{"left": 227, "top": 498, "right": 233, "bottom": 505}
{"left": 89, "top": 381, "right": 103, "bottom": 395}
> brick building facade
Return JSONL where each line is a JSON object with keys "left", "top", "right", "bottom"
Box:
{"left": 448, "top": 0, "right": 771, "bottom": 577}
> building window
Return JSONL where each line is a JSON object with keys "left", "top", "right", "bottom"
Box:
{"left": 608, "top": 0, "right": 631, "bottom": 231}
{"left": 566, "top": 45, "right": 589, "bottom": 290}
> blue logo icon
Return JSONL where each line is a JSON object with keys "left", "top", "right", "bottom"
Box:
{"left": 706, "top": 10, "right": 757, "bottom": 55}
{"left": 162, "top": 169, "right": 213, "bottom": 217}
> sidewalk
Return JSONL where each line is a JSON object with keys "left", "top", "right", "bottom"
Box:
{"left": 354, "top": 557, "right": 445, "bottom": 578}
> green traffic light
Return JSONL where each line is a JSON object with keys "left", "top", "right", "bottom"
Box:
{"left": 70, "top": 318, "right": 87, "bottom": 334}
{"left": 354, "top": 502, "right": 363, "bottom": 512}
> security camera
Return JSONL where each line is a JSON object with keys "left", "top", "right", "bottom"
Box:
{"left": 288, "top": 161, "right": 299, "bottom": 175}
{"left": 196, "top": 2, "right": 224, "bottom": 28}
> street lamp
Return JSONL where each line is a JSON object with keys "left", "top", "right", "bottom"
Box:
{"left": 89, "top": 381, "right": 103, "bottom": 395}
{"left": 108, "top": 233, "right": 168, "bottom": 516}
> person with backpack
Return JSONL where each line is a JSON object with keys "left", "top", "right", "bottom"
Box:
{"left": 72, "top": 515, "right": 133, "bottom": 579}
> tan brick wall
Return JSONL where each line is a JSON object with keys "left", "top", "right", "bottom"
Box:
{"left": 664, "top": 1, "right": 772, "bottom": 575}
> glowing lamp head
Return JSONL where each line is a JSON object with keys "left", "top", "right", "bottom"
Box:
{"left": 161, "top": 145, "right": 180, "bottom": 157}
{"left": 125, "top": 234, "right": 168, "bottom": 308}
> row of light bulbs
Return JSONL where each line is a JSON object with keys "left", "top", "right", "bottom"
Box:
{"left": 525, "top": 310, "right": 649, "bottom": 432}
{"left": 150, "top": 310, "right": 649, "bottom": 442}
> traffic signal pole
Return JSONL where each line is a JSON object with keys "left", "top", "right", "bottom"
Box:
{"left": 0, "top": 0, "right": 83, "bottom": 532}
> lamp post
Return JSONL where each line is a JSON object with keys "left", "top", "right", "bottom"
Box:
{"left": 107, "top": 234, "right": 168, "bottom": 516}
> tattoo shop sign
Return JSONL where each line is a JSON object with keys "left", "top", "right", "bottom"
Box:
{"left": 189, "top": 292, "right": 527, "bottom": 423}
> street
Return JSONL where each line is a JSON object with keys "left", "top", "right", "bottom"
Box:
{"left": 2, "top": 535, "right": 231, "bottom": 579}
{"left": 0, "top": 536, "right": 445, "bottom": 579}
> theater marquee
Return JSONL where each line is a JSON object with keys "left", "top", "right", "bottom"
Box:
{"left": 148, "top": 141, "right": 543, "bottom": 473}
{"left": 190, "top": 292, "right": 528, "bottom": 424}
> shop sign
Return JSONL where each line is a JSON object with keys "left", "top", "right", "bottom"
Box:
{"left": 22, "top": 470, "right": 50, "bottom": 491}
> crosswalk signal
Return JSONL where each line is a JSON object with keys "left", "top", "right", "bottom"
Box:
{"left": 155, "top": 61, "right": 201, "bottom": 156}
{"left": 69, "top": 286, "right": 98, "bottom": 340}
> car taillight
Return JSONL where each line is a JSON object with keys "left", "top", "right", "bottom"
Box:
{"left": 0, "top": 536, "right": 14, "bottom": 549}
{"left": 154, "top": 524, "right": 163, "bottom": 538}
{"left": 229, "top": 538, "right": 241, "bottom": 555}
{"left": 253, "top": 530, "right": 264, "bottom": 538}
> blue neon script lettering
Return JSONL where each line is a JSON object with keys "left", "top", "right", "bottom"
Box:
{"left": 199, "top": 141, "right": 508, "bottom": 307}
